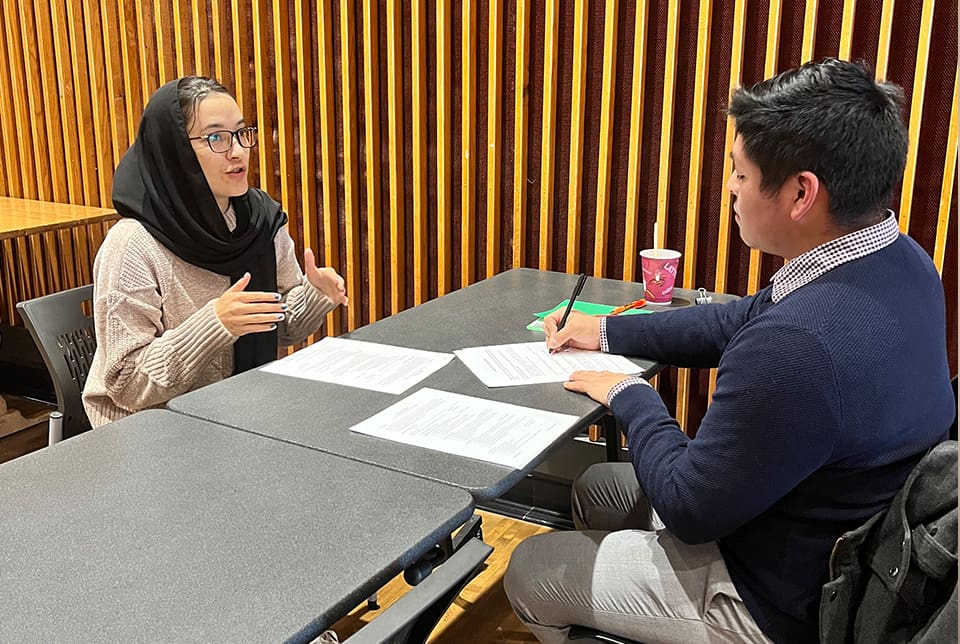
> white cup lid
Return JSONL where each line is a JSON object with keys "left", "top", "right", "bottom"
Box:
{"left": 639, "top": 248, "right": 681, "bottom": 260}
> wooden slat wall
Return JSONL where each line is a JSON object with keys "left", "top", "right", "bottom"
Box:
{"left": 385, "top": 0, "right": 405, "bottom": 316}
{"left": 485, "top": 0, "right": 503, "bottom": 280}
{"left": 621, "top": 2, "right": 649, "bottom": 282}
{"left": 538, "top": 0, "right": 560, "bottom": 271}
{"left": 339, "top": 0, "right": 363, "bottom": 330}
{"left": 564, "top": 0, "right": 589, "bottom": 274}
{"left": 362, "top": 1, "right": 383, "bottom": 320}
{"left": 1, "top": 0, "right": 956, "bottom": 432}
{"left": 460, "top": 1, "right": 477, "bottom": 286}
{"left": 897, "top": 0, "right": 934, "bottom": 234}
{"left": 511, "top": 0, "right": 531, "bottom": 272}
{"left": 316, "top": 0, "right": 341, "bottom": 334}
{"left": 436, "top": 2, "right": 454, "bottom": 296}
{"left": 412, "top": 0, "right": 430, "bottom": 302}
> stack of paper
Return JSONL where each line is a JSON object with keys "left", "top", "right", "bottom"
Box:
{"left": 260, "top": 337, "right": 453, "bottom": 394}
{"left": 349, "top": 388, "right": 579, "bottom": 468}
{"left": 454, "top": 341, "right": 644, "bottom": 388}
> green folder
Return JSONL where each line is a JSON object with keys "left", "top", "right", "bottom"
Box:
{"left": 527, "top": 299, "right": 651, "bottom": 331}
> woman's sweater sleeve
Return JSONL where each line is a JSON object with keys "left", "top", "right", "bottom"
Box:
{"left": 273, "top": 228, "right": 336, "bottom": 345}
{"left": 94, "top": 236, "right": 237, "bottom": 414}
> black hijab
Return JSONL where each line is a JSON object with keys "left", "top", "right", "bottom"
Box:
{"left": 111, "top": 78, "right": 287, "bottom": 374}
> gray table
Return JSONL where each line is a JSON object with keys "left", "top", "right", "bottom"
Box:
{"left": 0, "top": 409, "right": 474, "bottom": 643}
{"left": 169, "top": 268, "right": 732, "bottom": 500}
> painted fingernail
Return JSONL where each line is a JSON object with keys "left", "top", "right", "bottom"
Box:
{"left": 270, "top": 323, "right": 278, "bottom": 330}
{"left": 277, "top": 313, "right": 285, "bottom": 321}
{"left": 280, "top": 303, "right": 288, "bottom": 311}
{"left": 274, "top": 293, "right": 281, "bottom": 300}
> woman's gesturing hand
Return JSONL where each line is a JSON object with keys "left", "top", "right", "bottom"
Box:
{"left": 215, "top": 273, "right": 286, "bottom": 336}
{"left": 304, "top": 248, "right": 348, "bottom": 307}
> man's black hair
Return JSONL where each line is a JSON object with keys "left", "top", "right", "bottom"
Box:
{"left": 728, "top": 58, "right": 908, "bottom": 227}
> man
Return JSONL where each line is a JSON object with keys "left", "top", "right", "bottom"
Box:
{"left": 504, "top": 58, "right": 954, "bottom": 644}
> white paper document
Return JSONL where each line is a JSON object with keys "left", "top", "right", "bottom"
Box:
{"left": 454, "top": 341, "right": 644, "bottom": 387}
{"left": 349, "top": 388, "right": 579, "bottom": 468}
{"left": 260, "top": 337, "right": 454, "bottom": 394}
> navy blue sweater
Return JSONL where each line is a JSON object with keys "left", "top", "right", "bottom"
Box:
{"left": 606, "top": 235, "right": 953, "bottom": 643}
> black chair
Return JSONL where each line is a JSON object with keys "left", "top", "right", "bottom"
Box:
{"left": 16, "top": 285, "right": 96, "bottom": 444}
{"left": 343, "top": 537, "right": 493, "bottom": 644}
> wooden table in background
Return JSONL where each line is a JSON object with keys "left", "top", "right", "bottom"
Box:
{"left": 0, "top": 197, "right": 118, "bottom": 438}
{"left": 0, "top": 196, "right": 118, "bottom": 326}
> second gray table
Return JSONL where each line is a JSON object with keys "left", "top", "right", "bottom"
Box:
{"left": 0, "top": 409, "right": 474, "bottom": 643}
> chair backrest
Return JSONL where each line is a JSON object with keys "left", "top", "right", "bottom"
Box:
{"left": 16, "top": 285, "right": 96, "bottom": 441}
{"left": 343, "top": 537, "right": 492, "bottom": 644}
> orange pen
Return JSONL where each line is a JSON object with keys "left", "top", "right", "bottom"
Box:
{"left": 609, "top": 298, "right": 646, "bottom": 315}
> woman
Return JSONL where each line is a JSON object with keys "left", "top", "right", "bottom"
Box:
{"left": 82, "top": 76, "right": 347, "bottom": 427}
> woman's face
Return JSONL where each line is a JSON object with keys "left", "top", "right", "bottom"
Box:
{"left": 186, "top": 93, "right": 250, "bottom": 213}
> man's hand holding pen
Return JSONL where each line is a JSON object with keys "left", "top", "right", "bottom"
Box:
{"left": 544, "top": 311, "right": 602, "bottom": 352}
{"left": 543, "top": 277, "right": 636, "bottom": 405}
{"left": 545, "top": 275, "right": 644, "bottom": 354}
{"left": 549, "top": 273, "right": 588, "bottom": 353}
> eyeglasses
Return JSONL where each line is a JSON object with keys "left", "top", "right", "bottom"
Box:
{"left": 189, "top": 125, "right": 258, "bottom": 153}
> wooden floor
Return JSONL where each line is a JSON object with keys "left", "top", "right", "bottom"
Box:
{"left": 0, "top": 407, "right": 47, "bottom": 464}
{"left": 0, "top": 423, "right": 552, "bottom": 642}
{"left": 332, "top": 508, "right": 551, "bottom": 643}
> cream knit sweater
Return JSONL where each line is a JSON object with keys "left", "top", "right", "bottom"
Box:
{"left": 82, "top": 216, "right": 336, "bottom": 427}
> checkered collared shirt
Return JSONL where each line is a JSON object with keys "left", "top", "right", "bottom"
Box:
{"left": 770, "top": 211, "right": 900, "bottom": 302}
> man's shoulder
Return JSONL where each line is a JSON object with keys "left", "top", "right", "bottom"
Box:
{"left": 888, "top": 233, "right": 942, "bottom": 280}
{"left": 780, "top": 238, "right": 941, "bottom": 310}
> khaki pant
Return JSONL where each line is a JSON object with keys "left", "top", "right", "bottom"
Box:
{"left": 503, "top": 463, "right": 773, "bottom": 644}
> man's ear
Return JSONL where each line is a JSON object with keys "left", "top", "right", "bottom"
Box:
{"left": 789, "top": 171, "right": 820, "bottom": 222}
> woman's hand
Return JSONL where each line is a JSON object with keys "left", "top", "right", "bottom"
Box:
{"left": 544, "top": 310, "right": 602, "bottom": 352}
{"left": 304, "top": 248, "right": 348, "bottom": 307}
{"left": 562, "top": 370, "right": 633, "bottom": 407}
{"left": 215, "top": 273, "right": 286, "bottom": 336}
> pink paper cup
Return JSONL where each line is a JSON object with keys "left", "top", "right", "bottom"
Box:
{"left": 640, "top": 249, "right": 681, "bottom": 303}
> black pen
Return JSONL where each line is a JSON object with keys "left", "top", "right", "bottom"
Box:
{"left": 551, "top": 272, "right": 587, "bottom": 353}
